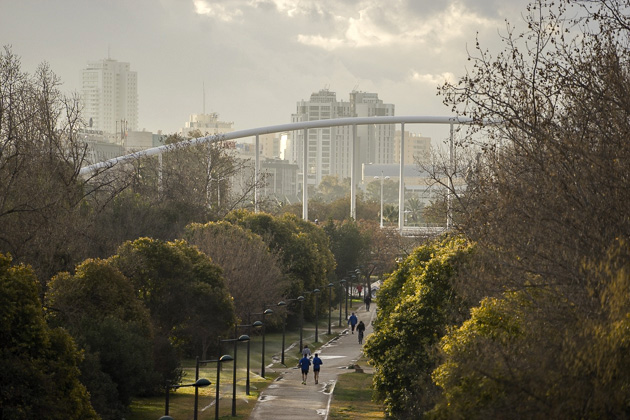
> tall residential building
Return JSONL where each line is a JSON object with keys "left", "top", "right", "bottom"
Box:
{"left": 180, "top": 112, "right": 234, "bottom": 138}
{"left": 81, "top": 58, "right": 138, "bottom": 140}
{"left": 289, "top": 89, "right": 395, "bottom": 186}
{"left": 394, "top": 130, "right": 431, "bottom": 165}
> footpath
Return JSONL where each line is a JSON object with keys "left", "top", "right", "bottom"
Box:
{"left": 249, "top": 303, "right": 376, "bottom": 420}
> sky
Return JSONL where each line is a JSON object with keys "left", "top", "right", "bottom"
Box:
{"left": 0, "top": 0, "right": 532, "bottom": 146}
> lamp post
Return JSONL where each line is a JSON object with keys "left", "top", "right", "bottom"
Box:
{"left": 338, "top": 279, "right": 346, "bottom": 327}
{"left": 277, "top": 298, "right": 299, "bottom": 365}
{"left": 163, "top": 378, "right": 211, "bottom": 417}
{"left": 277, "top": 300, "right": 288, "bottom": 365}
{"left": 251, "top": 308, "right": 273, "bottom": 378}
{"left": 349, "top": 275, "right": 354, "bottom": 309}
{"left": 312, "top": 288, "right": 321, "bottom": 342}
{"left": 375, "top": 172, "right": 390, "bottom": 228}
{"left": 297, "top": 295, "right": 305, "bottom": 352}
{"left": 219, "top": 334, "right": 250, "bottom": 417}
{"left": 236, "top": 319, "right": 263, "bottom": 396}
{"left": 327, "top": 282, "right": 334, "bottom": 334}
{"left": 195, "top": 355, "right": 233, "bottom": 420}
{"left": 345, "top": 275, "right": 354, "bottom": 320}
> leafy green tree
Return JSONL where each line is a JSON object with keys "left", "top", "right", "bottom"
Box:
{"left": 405, "top": 197, "right": 423, "bottom": 224}
{"left": 111, "top": 238, "right": 236, "bottom": 362}
{"left": 364, "top": 236, "right": 473, "bottom": 418}
{"left": 313, "top": 175, "right": 350, "bottom": 203}
{"left": 382, "top": 204, "right": 398, "bottom": 225}
{"left": 365, "top": 178, "right": 398, "bottom": 204}
{"left": 45, "top": 259, "right": 158, "bottom": 419}
{"left": 0, "top": 253, "right": 97, "bottom": 420}
{"left": 323, "top": 219, "right": 369, "bottom": 280}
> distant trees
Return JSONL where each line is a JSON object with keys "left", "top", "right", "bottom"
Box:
{"left": 0, "top": 253, "right": 97, "bottom": 420}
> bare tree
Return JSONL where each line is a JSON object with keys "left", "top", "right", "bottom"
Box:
{"left": 0, "top": 46, "right": 117, "bottom": 280}
{"left": 185, "top": 221, "right": 287, "bottom": 322}
{"left": 430, "top": 0, "right": 630, "bottom": 417}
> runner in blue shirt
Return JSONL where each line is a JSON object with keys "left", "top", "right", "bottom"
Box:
{"left": 298, "top": 355, "right": 311, "bottom": 385}
{"left": 312, "top": 353, "right": 323, "bottom": 384}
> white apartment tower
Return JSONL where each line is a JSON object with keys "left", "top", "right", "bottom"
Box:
{"left": 290, "top": 89, "right": 394, "bottom": 186}
{"left": 81, "top": 58, "right": 138, "bottom": 139}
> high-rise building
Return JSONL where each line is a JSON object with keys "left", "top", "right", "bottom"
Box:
{"left": 180, "top": 112, "right": 234, "bottom": 138}
{"left": 289, "top": 89, "right": 395, "bottom": 186}
{"left": 81, "top": 58, "right": 138, "bottom": 140}
{"left": 394, "top": 130, "right": 431, "bottom": 165}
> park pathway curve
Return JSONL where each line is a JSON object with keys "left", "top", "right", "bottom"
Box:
{"left": 249, "top": 303, "right": 376, "bottom": 420}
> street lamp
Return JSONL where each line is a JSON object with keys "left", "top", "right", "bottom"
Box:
{"left": 252, "top": 308, "right": 273, "bottom": 378}
{"left": 338, "top": 279, "right": 346, "bottom": 327}
{"left": 195, "top": 355, "right": 233, "bottom": 420}
{"left": 276, "top": 300, "right": 288, "bottom": 365}
{"left": 345, "top": 274, "right": 355, "bottom": 320}
{"left": 236, "top": 319, "right": 263, "bottom": 396}
{"left": 297, "top": 295, "right": 305, "bottom": 351}
{"left": 312, "top": 289, "right": 321, "bottom": 342}
{"left": 163, "top": 378, "right": 211, "bottom": 417}
{"left": 219, "top": 334, "right": 250, "bottom": 417}
{"left": 327, "top": 282, "right": 334, "bottom": 335}
{"left": 276, "top": 296, "right": 304, "bottom": 363}
{"left": 375, "top": 172, "right": 390, "bottom": 228}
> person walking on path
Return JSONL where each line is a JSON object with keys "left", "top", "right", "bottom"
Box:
{"left": 312, "top": 353, "right": 323, "bottom": 384}
{"left": 302, "top": 344, "right": 312, "bottom": 358}
{"left": 364, "top": 294, "right": 372, "bottom": 311}
{"left": 250, "top": 301, "right": 377, "bottom": 420}
{"left": 356, "top": 320, "right": 366, "bottom": 344}
{"left": 298, "top": 354, "right": 311, "bottom": 385}
{"left": 348, "top": 312, "right": 358, "bottom": 333}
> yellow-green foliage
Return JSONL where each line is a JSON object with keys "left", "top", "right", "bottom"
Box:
{"left": 429, "top": 238, "right": 630, "bottom": 419}
{"left": 363, "top": 235, "right": 474, "bottom": 419}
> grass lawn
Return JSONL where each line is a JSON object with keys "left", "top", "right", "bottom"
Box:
{"left": 128, "top": 370, "right": 278, "bottom": 420}
{"left": 127, "top": 311, "right": 349, "bottom": 419}
{"left": 328, "top": 371, "right": 385, "bottom": 420}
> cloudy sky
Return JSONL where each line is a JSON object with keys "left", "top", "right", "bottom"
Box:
{"left": 1, "top": 0, "right": 531, "bottom": 144}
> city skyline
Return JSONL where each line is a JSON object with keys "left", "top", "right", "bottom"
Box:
{"left": 1, "top": 0, "right": 531, "bottom": 145}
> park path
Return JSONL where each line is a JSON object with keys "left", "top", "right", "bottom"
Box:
{"left": 249, "top": 303, "right": 376, "bottom": 420}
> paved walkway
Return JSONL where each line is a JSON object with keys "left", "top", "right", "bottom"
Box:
{"left": 249, "top": 304, "right": 376, "bottom": 420}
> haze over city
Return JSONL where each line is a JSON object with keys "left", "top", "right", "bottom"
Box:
{"left": 1, "top": 0, "right": 530, "bottom": 143}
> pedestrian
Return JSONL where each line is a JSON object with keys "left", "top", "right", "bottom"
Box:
{"left": 356, "top": 320, "right": 366, "bottom": 344}
{"left": 312, "top": 353, "right": 323, "bottom": 384}
{"left": 348, "top": 312, "right": 358, "bottom": 333}
{"left": 364, "top": 294, "right": 372, "bottom": 311}
{"left": 302, "top": 344, "right": 311, "bottom": 358}
{"left": 298, "top": 353, "right": 311, "bottom": 385}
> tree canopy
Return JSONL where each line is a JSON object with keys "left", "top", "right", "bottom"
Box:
{"left": 45, "top": 259, "right": 157, "bottom": 419}
{"left": 0, "top": 253, "right": 97, "bottom": 420}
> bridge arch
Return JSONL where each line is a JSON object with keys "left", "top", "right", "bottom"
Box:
{"left": 80, "top": 116, "right": 478, "bottom": 231}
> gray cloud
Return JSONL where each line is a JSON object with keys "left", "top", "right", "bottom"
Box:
{"left": 0, "top": 0, "right": 532, "bottom": 141}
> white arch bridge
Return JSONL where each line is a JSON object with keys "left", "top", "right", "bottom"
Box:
{"left": 80, "top": 116, "right": 479, "bottom": 233}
